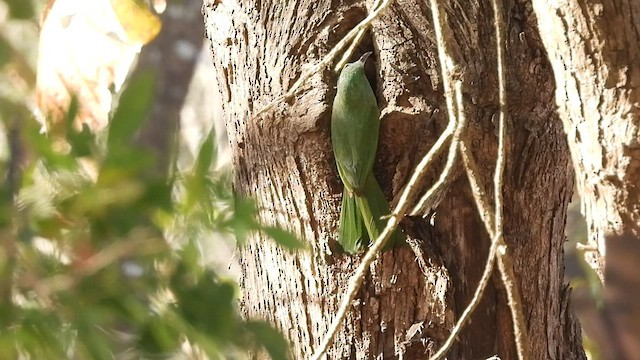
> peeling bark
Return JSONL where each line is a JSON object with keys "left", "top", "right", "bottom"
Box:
{"left": 204, "top": 0, "right": 584, "bottom": 358}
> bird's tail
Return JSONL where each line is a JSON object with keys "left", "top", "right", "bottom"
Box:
{"left": 338, "top": 190, "right": 365, "bottom": 254}
{"left": 338, "top": 174, "right": 405, "bottom": 254}
{"left": 355, "top": 174, "right": 405, "bottom": 251}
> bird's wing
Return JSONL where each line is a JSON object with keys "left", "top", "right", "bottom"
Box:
{"left": 333, "top": 103, "right": 379, "bottom": 194}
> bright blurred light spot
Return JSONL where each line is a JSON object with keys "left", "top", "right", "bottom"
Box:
{"left": 35, "top": 0, "right": 147, "bottom": 131}
{"left": 121, "top": 260, "right": 145, "bottom": 278}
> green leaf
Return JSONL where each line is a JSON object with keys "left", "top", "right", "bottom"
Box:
{"left": 64, "top": 97, "right": 95, "bottom": 157}
{"left": 99, "top": 148, "right": 155, "bottom": 179}
{"left": 0, "top": 333, "right": 19, "bottom": 359}
{"left": 25, "top": 121, "right": 77, "bottom": 170}
{"left": 0, "top": 35, "right": 13, "bottom": 68}
{"left": 70, "top": 123, "right": 95, "bottom": 157}
{"left": 15, "top": 309, "right": 68, "bottom": 359}
{"left": 172, "top": 271, "right": 238, "bottom": 340}
{"left": 0, "top": 186, "right": 12, "bottom": 228}
{"left": 177, "top": 239, "right": 203, "bottom": 276}
{"left": 107, "top": 71, "right": 156, "bottom": 148}
{"left": 245, "top": 321, "right": 290, "bottom": 360}
{"left": 261, "top": 226, "right": 305, "bottom": 250}
{"left": 111, "top": 0, "right": 162, "bottom": 44}
{"left": 194, "top": 129, "right": 217, "bottom": 179}
{"left": 228, "top": 196, "right": 259, "bottom": 244}
{"left": 3, "top": 0, "right": 34, "bottom": 20}
{"left": 138, "top": 315, "right": 181, "bottom": 355}
{"left": 0, "top": 96, "right": 25, "bottom": 117}
{"left": 76, "top": 323, "right": 113, "bottom": 360}
{"left": 64, "top": 96, "right": 79, "bottom": 130}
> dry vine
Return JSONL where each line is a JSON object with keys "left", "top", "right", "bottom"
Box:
{"left": 489, "top": 0, "right": 530, "bottom": 355}
{"left": 428, "top": 0, "right": 529, "bottom": 357}
{"left": 250, "top": 0, "right": 530, "bottom": 357}
{"left": 310, "top": 88, "right": 461, "bottom": 360}
{"left": 334, "top": 0, "right": 384, "bottom": 73}
{"left": 310, "top": 0, "right": 531, "bottom": 358}
{"left": 312, "top": 0, "right": 468, "bottom": 355}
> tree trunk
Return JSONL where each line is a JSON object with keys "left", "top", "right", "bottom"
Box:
{"left": 203, "top": 0, "right": 585, "bottom": 358}
{"left": 135, "top": 0, "right": 205, "bottom": 177}
{"left": 531, "top": 0, "right": 640, "bottom": 358}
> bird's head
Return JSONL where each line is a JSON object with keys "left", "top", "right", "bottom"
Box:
{"left": 337, "top": 52, "right": 372, "bottom": 90}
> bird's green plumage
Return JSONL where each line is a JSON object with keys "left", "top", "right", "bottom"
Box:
{"left": 331, "top": 53, "right": 404, "bottom": 253}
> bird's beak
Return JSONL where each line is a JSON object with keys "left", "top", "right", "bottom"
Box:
{"left": 358, "top": 51, "right": 372, "bottom": 64}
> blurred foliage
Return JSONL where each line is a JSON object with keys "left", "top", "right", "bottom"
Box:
{"left": 0, "top": 1, "right": 301, "bottom": 359}
{"left": 3, "top": 0, "right": 35, "bottom": 20}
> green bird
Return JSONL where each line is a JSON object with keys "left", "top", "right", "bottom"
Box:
{"left": 331, "top": 52, "right": 404, "bottom": 254}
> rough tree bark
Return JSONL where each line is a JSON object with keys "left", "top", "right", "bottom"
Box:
{"left": 204, "top": 0, "right": 585, "bottom": 358}
{"left": 531, "top": 0, "right": 640, "bottom": 358}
